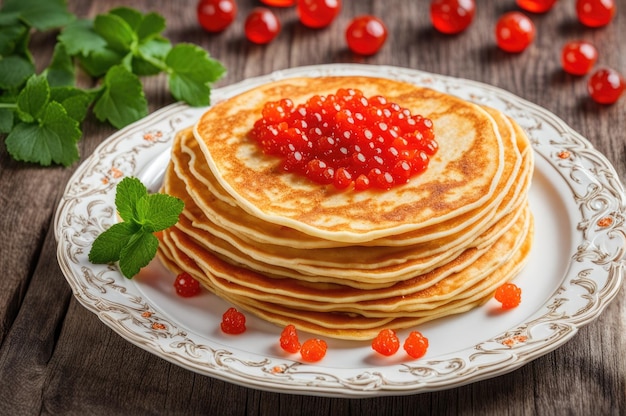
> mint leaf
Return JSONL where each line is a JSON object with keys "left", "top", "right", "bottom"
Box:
{"left": 5, "top": 101, "right": 80, "bottom": 166}
{"left": 93, "top": 65, "right": 147, "bottom": 128}
{"left": 0, "top": 55, "right": 35, "bottom": 89}
{"left": 16, "top": 74, "right": 49, "bottom": 122}
{"left": 118, "top": 231, "right": 159, "bottom": 279}
{"left": 165, "top": 43, "right": 226, "bottom": 106}
{"left": 58, "top": 19, "right": 107, "bottom": 56}
{"left": 77, "top": 47, "right": 125, "bottom": 78}
{"left": 94, "top": 12, "right": 135, "bottom": 54}
{"left": 136, "top": 12, "right": 166, "bottom": 41}
{"left": 116, "top": 177, "right": 148, "bottom": 222}
{"left": 142, "top": 193, "right": 185, "bottom": 232}
{"left": 1, "top": 0, "right": 74, "bottom": 31}
{"left": 0, "top": 22, "right": 27, "bottom": 56}
{"left": 133, "top": 37, "right": 170, "bottom": 76}
{"left": 0, "top": 109, "right": 13, "bottom": 133}
{"left": 109, "top": 7, "right": 144, "bottom": 31}
{"left": 88, "top": 221, "right": 137, "bottom": 264}
{"left": 45, "top": 43, "right": 75, "bottom": 87}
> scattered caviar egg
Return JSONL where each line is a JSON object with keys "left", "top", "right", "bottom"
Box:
{"left": 576, "top": 0, "right": 616, "bottom": 28}
{"left": 279, "top": 324, "right": 301, "bottom": 353}
{"left": 220, "top": 307, "right": 247, "bottom": 334}
{"left": 261, "top": 0, "right": 296, "bottom": 6}
{"left": 587, "top": 67, "right": 625, "bottom": 104}
{"left": 173, "top": 272, "right": 201, "bottom": 297}
{"left": 300, "top": 338, "right": 327, "bottom": 362}
{"left": 346, "top": 15, "right": 388, "bottom": 55}
{"left": 371, "top": 329, "right": 400, "bottom": 356}
{"left": 495, "top": 11, "right": 536, "bottom": 53}
{"left": 250, "top": 89, "right": 438, "bottom": 191}
{"left": 430, "top": 0, "right": 476, "bottom": 34}
{"left": 403, "top": 331, "right": 429, "bottom": 359}
{"left": 494, "top": 282, "right": 522, "bottom": 309}
{"left": 561, "top": 40, "right": 598, "bottom": 76}
{"left": 196, "top": 0, "right": 237, "bottom": 33}
{"left": 297, "top": 0, "right": 341, "bottom": 29}
{"left": 516, "top": 0, "right": 557, "bottom": 13}
{"left": 244, "top": 7, "right": 281, "bottom": 44}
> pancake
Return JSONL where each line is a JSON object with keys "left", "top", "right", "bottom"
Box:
{"left": 156, "top": 75, "right": 535, "bottom": 340}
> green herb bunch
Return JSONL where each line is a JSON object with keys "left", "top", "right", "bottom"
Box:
{"left": 0, "top": 0, "right": 225, "bottom": 167}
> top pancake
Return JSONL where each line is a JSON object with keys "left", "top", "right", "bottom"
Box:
{"left": 194, "top": 76, "right": 505, "bottom": 243}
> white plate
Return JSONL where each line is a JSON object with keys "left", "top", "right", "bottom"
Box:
{"left": 54, "top": 64, "right": 626, "bottom": 397}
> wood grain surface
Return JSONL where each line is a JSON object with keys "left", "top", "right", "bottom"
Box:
{"left": 0, "top": 0, "right": 624, "bottom": 414}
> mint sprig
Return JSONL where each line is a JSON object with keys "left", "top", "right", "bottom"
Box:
{"left": 89, "top": 177, "right": 184, "bottom": 279}
{"left": 0, "top": 3, "right": 225, "bottom": 167}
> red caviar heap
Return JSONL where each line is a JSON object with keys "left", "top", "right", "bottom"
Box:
{"left": 250, "top": 88, "right": 438, "bottom": 191}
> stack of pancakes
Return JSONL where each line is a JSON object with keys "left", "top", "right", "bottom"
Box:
{"left": 157, "top": 76, "right": 534, "bottom": 340}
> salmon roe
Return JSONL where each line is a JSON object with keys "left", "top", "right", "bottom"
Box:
{"left": 250, "top": 88, "right": 438, "bottom": 191}
{"left": 494, "top": 282, "right": 522, "bottom": 309}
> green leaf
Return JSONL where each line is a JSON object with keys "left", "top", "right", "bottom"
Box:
{"left": 118, "top": 231, "right": 158, "bottom": 279}
{"left": 109, "top": 7, "right": 144, "bottom": 31}
{"left": 93, "top": 65, "right": 147, "bottom": 128}
{"left": 132, "top": 37, "right": 170, "bottom": 76}
{"left": 1, "top": 0, "right": 74, "bottom": 31}
{"left": 50, "top": 87, "right": 93, "bottom": 123}
{"left": 136, "top": 12, "right": 166, "bottom": 41}
{"left": 0, "top": 55, "right": 35, "bottom": 89}
{"left": 77, "top": 47, "right": 125, "bottom": 78}
{"left": 88, "top": 221, "right": 137, "bottom": 264}
{"left": 0, "top": 22, "right": 27, "bottom": 56}
{"left": 165, "top": 43, "right": 226, "bottom": 106}
{"left": 94, "top": 13, "right": 136, "bottom": 54}
{"left": 142, "top": 193, "right": 184, "bottom": 233}
{"left": 44, "top": 43, "right": 75, "bottom": 87}
{"left": 5, "top": 101, "right": 80, "bottom": 166}
{"left": 0, "top": 109, "right": 13, "bottom": 133}
{"left": 115, "top": 177, "right": 148, "bottom": 222}
{"left": 58, "top": 19, "right": 107, "bottom": 56}
{"left": 16, "top": 74, "right": 50, "bottom": 122}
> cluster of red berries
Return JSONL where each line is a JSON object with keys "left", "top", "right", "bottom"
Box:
{"left": 250, "top": 88, "right": 438, "bottom": 191}
{"left": 196, "top": 0, "right": 386, "bottom": 55}
{"left": 371, "top": 329, "right": 430, "bottom": 359}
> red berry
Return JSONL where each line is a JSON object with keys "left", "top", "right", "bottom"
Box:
{"left": 297, "top": 0, "right": 341, "bottom": 29}
{"left": 261, "top": 0, "right": 296, "bottom": 6}
{"left": 371, "top": 329, "right": 400, "bottom": 356}
{"left": 346, "top": 15, "right": 388, "bottom": 56}
{"left": 300, "top": 338, "right": 327, "bottom": 362}
{"left": 587, "top": 68, "right": 625, "bottom": 104}
{"left": 403, "top": 331, "right": 429, "bottom": 359}
{"left": 495, "top": 12, "right": 535, "bottom": 53}
{"left": 220, "top": 307, "right": 247, "bottom": 334}
{"left": 244, "top": 7, "right": 281, "bottom": 44}
{"left": 516, "top": 0, "right": 557, "bottom": 13}
{"left": 173, "top": 272, "right": 201, "bottom": 297}
{"left": 561, "top": 40, "right": 598, "bottom": 76}
{"left": 576, "top": 0, "right": 616, "bottom": 28}
{"left": 196, "top": 0, "right": 237, "bottom": 33}
{"left": 430, "top": 0, "right": 476, "bottom": 34}
{"left": 279, "top": 324, "right": 302, "bottom": 353}
{"left": 494, "top": 282, "right": 522, "bottom": 309}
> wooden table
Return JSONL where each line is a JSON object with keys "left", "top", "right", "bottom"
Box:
{"left": 1, "top": 0, "right": 624, "bottom": 414}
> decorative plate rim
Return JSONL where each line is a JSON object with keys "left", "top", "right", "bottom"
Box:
{"left": 54, "top": 64, "right": 626, "bottom": 397}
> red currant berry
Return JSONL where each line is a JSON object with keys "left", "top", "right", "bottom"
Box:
{"left": 494, "top": 282, "right": 522, "bottom": 309}
{"left": 173, "top": 272, "right": 201, "bottom": 297}
{"left": 403, "top": 331, "right": 429, "bottom": 359}
{"left": 346, "top": 15, "right": 388, "bottom": 56}
{"left": 279, "top": 324, "right": 301, "bottom": 353}
{"left": 196, "top": 0, "right": 237, "bottom": 33}
{"left": 561, "top": 40, "right": 598, "bottom": 76}
{"left": 261, "top": 0, "right": 296, "bottom": 6}
{"left": 297, "top": 0, "right": 341, "bottom": 29}
{"left": 516, "top": 0, "right": 557, "bottom": 14}
{"left": 587, "top": 67, "right": 625, "bottom": 104}
{"left": 300, "top": 338, "right": 327, "bottom": 362}
{"left": 371, "top": 329, "right": 400, "bottom": 356}
{"left": 576, "top": 0, "right": 616, "bottom": 28}
{"left": 244, "top": 7, "right": 281, "bottom": 44}
{"left": 495, "top": 12, "right": 535, "bottom": 53}
{"left": 430, "top": 0, "right": 476, "bottom": 34}
{"left": 220, "top": 307, "right": 247, "bottom": 334}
